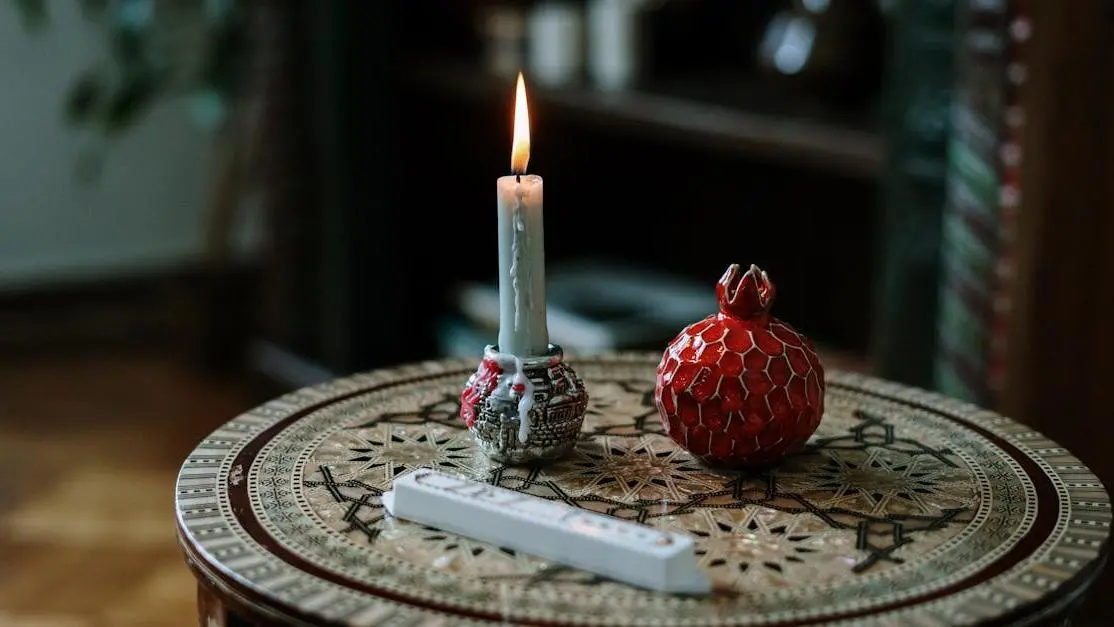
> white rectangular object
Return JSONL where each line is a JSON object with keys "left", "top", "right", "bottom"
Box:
{"left": 382, "top": 469, "right": 710, "bottom": 595}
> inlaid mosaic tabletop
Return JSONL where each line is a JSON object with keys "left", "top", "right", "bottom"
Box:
{"left": 176, "top": 354, "right": 1110, "bottom": 626}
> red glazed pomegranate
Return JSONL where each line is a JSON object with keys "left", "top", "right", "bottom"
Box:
{"left": 655, "top": 264, "right": 825, "bottom": 468}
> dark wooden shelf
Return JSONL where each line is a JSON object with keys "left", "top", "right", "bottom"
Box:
{"left": 402, "top": 61, "right": 883, "bottom": 178}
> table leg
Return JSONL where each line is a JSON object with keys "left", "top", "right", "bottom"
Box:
{"left": 197, "top": 583, "right": 227, "bottom": 627}
{"left": 197, "top": 582, "right": 269, "bottom": 626}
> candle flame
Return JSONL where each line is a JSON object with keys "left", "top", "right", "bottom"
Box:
{"left": 511, "top": 72, "right": 530, "bottom": 174}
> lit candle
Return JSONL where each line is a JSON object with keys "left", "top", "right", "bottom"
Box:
{"left": 496, "top": 73, "right": 549, "bottom": 356}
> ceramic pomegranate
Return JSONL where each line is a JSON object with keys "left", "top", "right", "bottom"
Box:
{"left": 655, "top": 264, "right": 825, "bottom": 468}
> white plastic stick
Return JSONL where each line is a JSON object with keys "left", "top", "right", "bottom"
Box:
{"left": 382, "top": 469, "right": 710, "bottom": 595}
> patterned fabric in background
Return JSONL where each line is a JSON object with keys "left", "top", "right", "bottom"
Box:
{"left": 871, "top": 0, "right": 955, "bottom": 389}
{"left": 934, "top": 0, "right": 1027, "bottom": 406}
{"left": 986, "top": 2, "right": 1030, "bottom": 400}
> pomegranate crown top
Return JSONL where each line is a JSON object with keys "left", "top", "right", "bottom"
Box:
{"left": 716, "top": 263, "right": 776, "bottom": 319}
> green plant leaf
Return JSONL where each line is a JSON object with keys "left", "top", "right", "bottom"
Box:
{"left": 64, "top": 72, "right": 105, "bottom": 124}
{"left": 110, "top": 27, "right": 146, "bottom": 66}
{"left": 189, "top": 88, "right": 227, "bottom": 131}
{"left": 15, "top": 0, "right": 246, "bottom": 177}
{"left": 114, "top": 0, "right": 154, "bottom": 30}
{"left": 104, "top": 73, "right": 161, "bottom": 134}
{"left": 12, "top": 0, "right": 48, "bottom": 32}
{"left": 202, "top": 19, "right": 247, "bottom": 98}
{"left": 79, "top": 0, "right": 108, "bottom": 19}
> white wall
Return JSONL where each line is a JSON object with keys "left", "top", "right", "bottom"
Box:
{"left": 0, "top": 1, "right": 258, "bottom": 289}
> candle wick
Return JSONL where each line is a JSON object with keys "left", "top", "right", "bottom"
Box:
{"left": 515, "top": 174, "right": 521, "bottom": 184}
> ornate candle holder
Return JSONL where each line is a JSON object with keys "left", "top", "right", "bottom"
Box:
{"left": 459, "top": 344, "right": 589, "bottom": 465}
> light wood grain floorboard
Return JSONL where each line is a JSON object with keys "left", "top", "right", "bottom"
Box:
{"left": 0, "top": 352, "right": 257, "bottom": 627}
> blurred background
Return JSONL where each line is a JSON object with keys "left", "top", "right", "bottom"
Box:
{"left": 0, "top": 0, "right": 1111, "bottom": 624}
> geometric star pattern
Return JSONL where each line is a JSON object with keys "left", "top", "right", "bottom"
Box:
{"left": 777, "top": 447, "right": 975, "bottom": 517}
{"left": 304, "top": 380, "right": 982, "bottom": 590}
{"left": 678, "top": 507, "right": 857, "bottom": 589}
{"left": 176, "top": 355, "right": 1109, "bottom": 626}
{"left": 552, "top": 437, "right": 721, "bottom": 503}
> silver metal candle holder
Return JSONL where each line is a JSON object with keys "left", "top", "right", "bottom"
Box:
{"left": 464, "top": 344, "right": 588, "bottom": 465}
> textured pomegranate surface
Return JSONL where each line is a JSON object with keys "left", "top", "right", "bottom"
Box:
{"left": 655, "top": 264, "right": 825, "bottom": 468}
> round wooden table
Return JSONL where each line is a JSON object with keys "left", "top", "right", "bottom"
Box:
{"left": 177, "top": 354, "right": 1110, "bottom": 626}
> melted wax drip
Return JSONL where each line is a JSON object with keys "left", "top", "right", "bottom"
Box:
{"left": 486, "top": 351, "right": 537, "bottom": 443}
{"left": 510, "top": 196, "right": 522, "bottom": 334}
{"left": 510, "top": 355, "right": 536, "bottom": 443}
{"left": 509, "top": 184, "right": 531, "bottom": 339}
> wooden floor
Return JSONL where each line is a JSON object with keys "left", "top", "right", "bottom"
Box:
{"left": 0, "top": 351, "right": 259, "bottom": 627}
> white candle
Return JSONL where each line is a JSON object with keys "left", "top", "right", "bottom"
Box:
{"left": 497, "top": 73, "right": 549, "bottom": 356}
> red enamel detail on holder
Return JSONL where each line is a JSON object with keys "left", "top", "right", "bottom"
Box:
{"left": 460, "top": 358, "right": 504, "bottom": 428}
